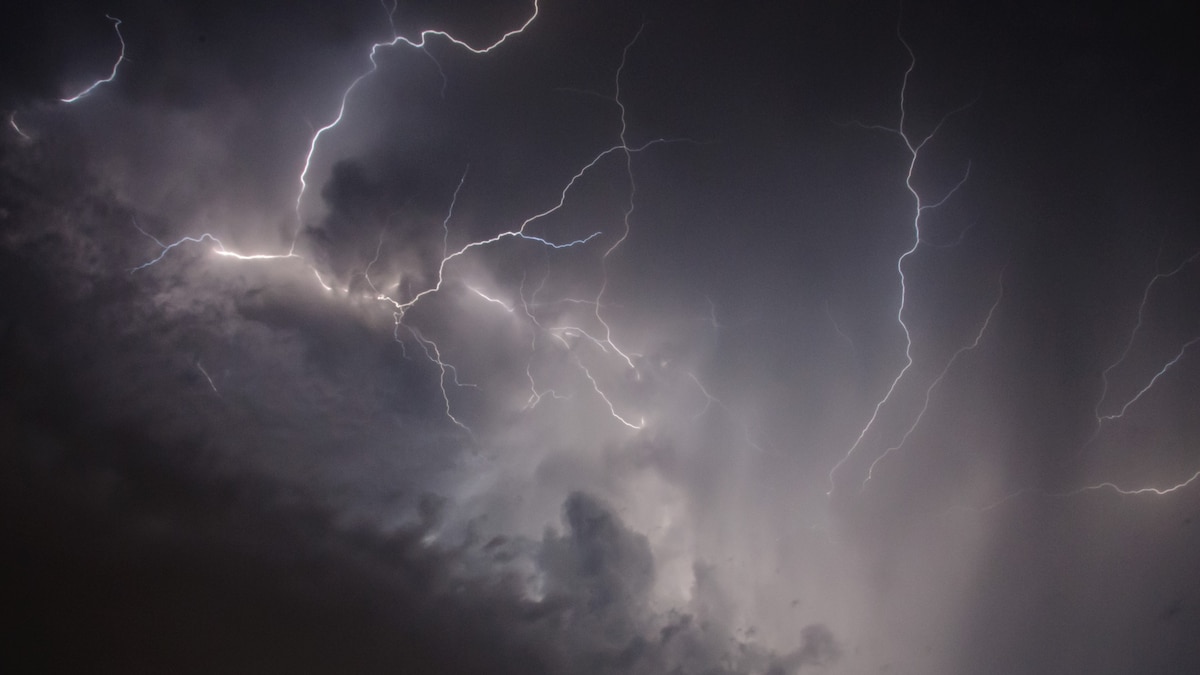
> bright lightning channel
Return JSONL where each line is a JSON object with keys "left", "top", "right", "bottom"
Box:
{"left": 468, "top": 286, "right": 516, "bottom": 313}
{"left": 294, "top": 0, "right": 542, "bottom": 250}
{"left": 860, "top": 271, "right": 1004, "bottom": 490}
{"left": 132, "top": 6, "right": 693, "bottom": 433}
{"left": 826, "top": 33, "right": 973, "bottom": 496}
{"left": 356, "top": 25, "right": 688, "bottom": 433}
{"left": 60, "top": 15, "right": 127, "bottom": 104}
{"left": 130, "top": 224, "right": 299, "bottom": 273}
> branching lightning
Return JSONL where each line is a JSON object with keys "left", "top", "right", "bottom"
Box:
{"left": 125, "top": 3, "right": 705, "bottom": 434}
{"left": 1098, "top": 337, "right": 1200, "bottom": 422}
{"left": 1086, "top": 248, "right": 1200, "bottom": 442}
{"left": 294, "top": 0, "right": 542, "bottom": 245}
{"left": 334, "top": 21, "right": 702, "bottom": 434}
{"left": 406, "top": 325, "right": 475, "bottom": 433}
{"left": 60, "top": 15, "right": 127, "bottom": 104}
{"left": 588, "top": 25, "right": 644, "bottom": 373}
{"left": 21, "top": 0, "right": 1196, "bottom": 563}
{"left": 130, "top": 221, "right": 300, "bottom": 273}
{"left": 826, "top": 33, "right": 974, "bottom": 495}
{"left": 96, "top": 2, "right": 1193, "bottom": 516}
{"left": 1057, "top": 470, "right": 1200, "bottom": 497}
{"left": 860, "top": 271, "right": 1004, "bottom": 490}
{"left": 977, "top": 245, "right": 1200, "bottom": 510}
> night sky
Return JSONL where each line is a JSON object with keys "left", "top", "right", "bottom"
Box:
{"left": 3, "top": 1, "right": 1199, "bottom": 673}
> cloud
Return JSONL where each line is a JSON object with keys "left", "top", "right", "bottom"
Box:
{"left": 7, "top": 2, "right": 1200, "bottom": 673}
{"left": 2, "top": 390, "right": 838, "bottom": 674}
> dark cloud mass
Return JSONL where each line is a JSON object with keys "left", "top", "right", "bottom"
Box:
{"left": 3, "top": 0, "right": 1200, "bottom": 673}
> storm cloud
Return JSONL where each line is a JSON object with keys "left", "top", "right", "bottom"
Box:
{"left": 3, "top": 1, "right": 1199, "bottom": 673}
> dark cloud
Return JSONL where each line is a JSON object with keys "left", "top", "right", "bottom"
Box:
{"left": 1, "top": 407, "right": 835, "bottom": 674}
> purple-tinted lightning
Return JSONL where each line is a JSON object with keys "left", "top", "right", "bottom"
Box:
{"left": 60, "top": 15, "right": 127, "bottom": 104}
{"left": 827, "top": 34, "right": 973, "bottom": 495}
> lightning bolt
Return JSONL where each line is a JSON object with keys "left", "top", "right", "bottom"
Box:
{"left": 588, "top": 24, "right": 645, "bottom": 373}
{"left": 1061, "top": 470, "right": 1200, "bottom": 497}
{"left": 860, "top": 271, "right": 1004, "bottom": 489}
{"left": 972, "top": 244, "right": 1200, "bottom": 512}
{"left": 7, "top": 112, "right": 31, "bottom": 140}
{"left": 60, "top": 15, "right": 127, "bottom": 104}
{"left": 468, "top": 286, "right": 516, "bottom": 313}
{"left": 295, "top": 0, "right": 542, "bottom": 246}
{"left": 1086, "top": 247, "right": 1200, "bottom": 442}
{"left": 826, "top": 33, "right": 974, "bottom": 495}
{"left": 1056, "top": 470, "right": 1200, "bottom": 498}
{"left": 195, "top": 360, "right": 219, "bottom": 394}
{"left": 130, "top": 221, "right": 299, "bottom": 273}
{"left": 1098, "top": 337, "right": 1200, "bottom": 422}
{"left": 363, "top": 142, "right": 660, "bottom": 322}
{"left": 681, "top": 371, "right": 770, "bottom": 456}
{"left": 976, "top": 468, "right": 1200, "bottom": 513}
{"left": 128, "top": 7, "right": 699, "bottom": 434}
{"left": 577, "top": 360, "right": 644, "bottom": 430}
{"left": 354, "top": 25, "right": 692, "bottom": 433}
{"left": 516, "top": 272, "right": 572, "bottom": 411}
{"left": 405, "top": 325, "right": 475, "bottom": 433}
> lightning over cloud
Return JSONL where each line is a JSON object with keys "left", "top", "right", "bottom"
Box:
{"left": 137, "top": 5, "right": 696, "bottom": 436}
{"left": 4, "top": 2, "right": 1200, "bottom": 673}
{"left": 294, "top": 0, "right": 542, "bottom": 236}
